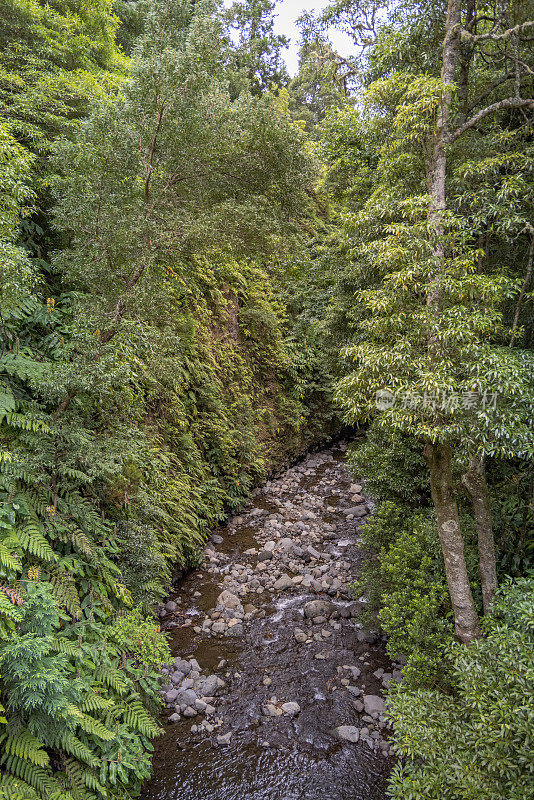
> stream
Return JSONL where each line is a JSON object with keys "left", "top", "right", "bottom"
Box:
{"left": 143, "top": 441, "right": 397, "bottom": 800}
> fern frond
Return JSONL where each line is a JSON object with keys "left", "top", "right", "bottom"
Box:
{"left": 80, "top": 692, "right": 114, "bottom": 714}
{"left": 0, "top": 543, "right": 22, "bottom": 573}
{"left": 16, "top": 524, "right": 57, "bottom": 563}
{"left": 0, "top": 731, "right": 49, "bottom": 767}
{"left": 2, "top": 754, "right": 59, "bottom": 796}
{"left": 76, "top": 713, "right": 115, "bottom": 742}
{"left": 122, "top": 700, "right": 161, "bottom": 738}
{"left": 58, "top": 732, "right": 99, "bottom": 768}
{"left": 0, "top": 774, "right": 41, "bottom": 800}
{"left": 93, "top": 666, "right": 128, "bottom": 696}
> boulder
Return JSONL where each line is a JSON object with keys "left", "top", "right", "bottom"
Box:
{"left": 293, "top": 628, "right": 307, "bottom": 643}
{"left": 177, "top": 688, "right": 198, "bottom": 706}
{"left": 303, "top": 599, "right": 333, "bottom": 620}
{"left": 202, "top": 675, "right": 219, "bottom": 697}
{"left": 164, "top": 688, "right": 179, "bottom": 704}
{"left": 281, "top": 702, "right": 300, "bottom": 716}
{"left": 273, "top": 574, "right": 293, "bottom": 591}
{"left": 216, "top": 590, "right": 242, "bottom": 611}
{"left": 333, "top": 725, "right": 360, "bottom": 743}
{"left": 363, "top": 695, "right": 386, "bottom": 715}
{"left": 174, "top": 657, "right": 191, "bottom": 675}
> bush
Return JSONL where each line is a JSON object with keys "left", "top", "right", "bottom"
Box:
{"left": 387, "top": 577, "right": 534, "bottom": 800}
{"left": 348, "top": 422, "right": 430, "bottom": 508}
{"left": 353, "top": 503, "right": 454, "bottom": 688}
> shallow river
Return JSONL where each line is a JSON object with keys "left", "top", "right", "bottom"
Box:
{"left": 143, "top": 442, "right": 394, "bottom": 800}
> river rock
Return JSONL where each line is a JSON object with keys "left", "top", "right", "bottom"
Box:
{"left": 202, "top": 675, "right": 219, "bottom": 696}
{"left": 273, "top": 574, "right": 293, "bottom": 591}
{"left": 303, "top": 599, "right": 333, "bottom": 619}
{"left": 363, "top": 695, "right": 385, "bottom": 715}
{"left": 281, "top": 702, "right": 300, "bottom": 716}
{"left": 217, "top": 590, "right": 243, "bottom": 611}
{"left": 333, "top": 725, "right": 360, "bottom": 743}
{"left": 258, "top": 550, "right": 272, "bottom": 561}
{"left": 212, "top": 621, "right": 226, "bottom": 634}
{"left": 293, "top": 628, "right": 307, "bottom": 642}
{"left": 177, "top": 689, "right": 197, "bottom": 706}
{"left": 168, "top": 712, "right": 181, "bottom": 723}
{"left": 174, "top": 658, "right": 192, "bottom": 675}
{"left": 164, "top": 688, "right": 179, "bottom": 704}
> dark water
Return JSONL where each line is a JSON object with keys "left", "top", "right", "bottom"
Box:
{"left": 143, "top": 444, "right": 392, "bottom": 800}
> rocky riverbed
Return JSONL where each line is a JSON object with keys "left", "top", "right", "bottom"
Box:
{"left": 144, "top": 442, "right": 398, "bottom": 800}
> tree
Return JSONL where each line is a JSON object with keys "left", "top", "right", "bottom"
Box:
{"left": 325, "top": 0, "right": 534, "bottom": 642}
{"left": 224, "top": 0, "right": 289, "bottom": 94}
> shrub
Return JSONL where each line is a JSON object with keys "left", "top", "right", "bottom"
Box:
{"left": 348, "top": 422, "right": 430, "bottom": 508}
{"left": 354, "top": 503, "right": 454, "bottom": 688}
{"left": 387, "top": 577, "right": 534, "bottom": 800}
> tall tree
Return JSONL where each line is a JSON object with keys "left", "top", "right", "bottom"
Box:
{"left": 325, "top": 0, "right": 534, "bottom": 642}
{"left": 224, "top": 0, "right": 289, "bottom": 94}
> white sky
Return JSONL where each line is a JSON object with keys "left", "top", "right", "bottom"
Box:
{"left": 223, "top": 0, "right": 355, "bottom": 76}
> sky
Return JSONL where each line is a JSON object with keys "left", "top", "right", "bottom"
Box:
{"left": 272, "top": 1, "right": 354, "bottom": 75}
{"left": 223, "top": 1, "right": 355, "bottom": 76}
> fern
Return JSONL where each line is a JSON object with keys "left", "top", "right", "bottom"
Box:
{"left": 76, "top": 713, "right": 115, "bottom": 742}
{"left": 94, "top": 666, "right": 128, "bottom": 696}
{"left": 80, "top": 692, "right": 114, "bottom": 715}
{"left": 16, "top": 524, "right": 57, "bottom": 563}
{"left": 0, "top": 543, "right": 21, "bottom": 573}
{"left": 0, "top": 731, "right": 49, "bottom": 767}
{"left": 121, "top": 700, "right": 161, "bottom": 738}
{"left": 2, "top": 754, "right": 60, "bottom": 796}
{"left": 58, "top": 733, "right": 99, "bottom": 769}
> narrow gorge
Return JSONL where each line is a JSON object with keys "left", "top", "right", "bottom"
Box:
{"left": 147, "top": 442, "right": 397, "bottom": 800}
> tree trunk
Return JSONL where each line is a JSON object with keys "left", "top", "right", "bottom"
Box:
{"left": 462, "top": 454, "right": 498, "bottom": 613}
{"left": 425, "top": 442, "right": 481, "bottom": 643}
{"left": 424, "top": 0, "right": 482, "bottom": 643}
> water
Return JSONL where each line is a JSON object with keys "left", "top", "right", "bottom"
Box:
{"left": 143, "top": 444, "right": 393, "bottom": 800}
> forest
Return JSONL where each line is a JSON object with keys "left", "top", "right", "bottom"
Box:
{"left": 0, "top": 0, "right": 532, "bottom": 798}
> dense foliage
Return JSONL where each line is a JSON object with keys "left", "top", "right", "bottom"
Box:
{"left": 1, "top": 0, "right": 532, "bottom": 797}
{"left": 0, "top": 1, "right": 335, "bottom": 797}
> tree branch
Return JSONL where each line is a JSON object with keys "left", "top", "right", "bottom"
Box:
{"left": 457, "top": 20, "right": 534, "bottom": 43}
{"left": 448, "top": 97, "right": 534, "bottom": 142}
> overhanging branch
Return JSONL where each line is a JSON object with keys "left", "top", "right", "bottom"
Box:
{"left": 448, "top": 97, "right": 534, "bottom": 142}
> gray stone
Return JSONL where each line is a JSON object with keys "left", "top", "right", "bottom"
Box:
{"left": 303, "top": 599, "right": 333, "bottom": 619}
{"left": 281, "top": 702, "right": 300, "bottom": 716}
{"left": 174, "top": 658, "right": 191, "bottom": 675}
{"left": 273, "top": 574, "right": 293, "bottom": 591}
{"left": 212, "top": 621, "right": 226, "bottom": 634}
{"left": 168, "top": 712, "right": 181, "bottom": 723}
{"left": 183, "top": 706, "right": 197, "bottom": 718}
{"left": 202, "top": 675, "right": 219, "bottom": 697}
{"left": 258, "top": 550, "right": 273, "bottom": 561}
{"left": 333, "top": 725, "right": 360, "bottom": 743}
{"left": 363, "top": 695, "right": 386, "bottom": 715}
{"left": 216, "top": 590, "right": 242, "bottom": 611}
{"left": 165, "top": 600, "right": 177, "bottom": 612}
{"left": 164, "top": 689, "right": 179, "bottom": 704}
{"left": 293, "top": 628, "right": 307, "bottom": 643}
{"left": 217, "top": 732, "right": 232, "bottom": 745}
{"left": 177, "top": 689, "right": 197, "bottom": 706}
